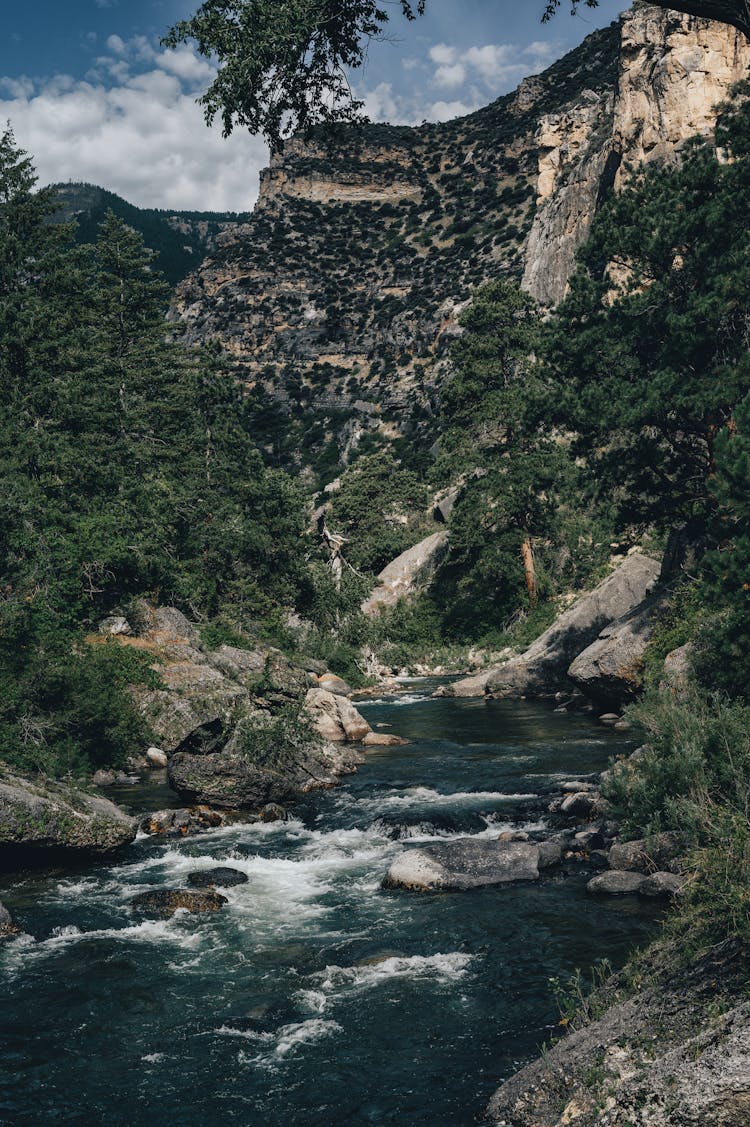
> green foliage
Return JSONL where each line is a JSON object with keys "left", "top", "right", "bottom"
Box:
{"left": 0, "top": 604, "right": 160, "bottom": 778}
{"left": 328, "top": 451, "right": 430, "bottom": 575}
{"left": 0, "top": 130, "right": 309, "bottom": 778}
{"left": 235, "top": 703, "right": 321, "bottom": 773}
{"left": 165, "top": 0, "right": 426, "bottom": 148}
{"left": 694, "top": 388, "right": 750, "bottom": 701}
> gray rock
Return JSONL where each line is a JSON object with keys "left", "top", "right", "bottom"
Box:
{"left": 661, "top": 643, "right": 693, "bottom": 692}
{"left": 639, "top": 871, "right": 685, "bottom": 899}
{"left": 560, "top": 791, "right": 597, "bottom": 819}
{"left": 568, "top": 589, "right": 669, "bottom": 704}
{"left": 0, "top": 901, "right": 18, "bottom": 938}
{"left": 537, "top": 840, "right": 564, "bottom": 869}
{"left": 0, "top": 770, "right": 136, "bottom": 855}
{"left": 93, "top": 769, "right": 117, "bottom": 788}
{"left": 440, "top": 554, "right": 661, "bottom": 698}
{"left": 139, "top": 807, "right": 227, "bottom": 836}
{"left": 98, "top": 615, "right": 132, "bottom": 636}
{"left": 587, "top": 870, "right": 645, "bottom": 895}
{"left": 146, "top": 747, "right": 168, "bottom": 768}
{"left": 130, "top": 889, "right": 227, "bottom": 917}
{"left": 317, "top": 673, "right": 353, "bottom": 697}
{"left": 362, "top": 531, "right": 449, "bottom": 616}
{"left": 304, "top": 687, "right": 371, "bottom": 742}
{"left": 383, "top": 839, "right": 541, "bottom": 891}
{"left": 259, "top": 803, "right": 286, "bottom": 823}
{"left": 608, "top": 833, "right": 681, "bottom": 874}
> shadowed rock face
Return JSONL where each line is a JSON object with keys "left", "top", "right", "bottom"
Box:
{"left": 383, "top": 839, "right": 541, "bottom": 891}
{"left": 439, "top": 553, "right": 661, "bottom": 700}
{"left": 0, "top": 769, "right": 136, "bottom": 857}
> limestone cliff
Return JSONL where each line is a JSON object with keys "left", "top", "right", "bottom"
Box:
{"left": 173, "top": 4, "right": 749, "bottom": 477}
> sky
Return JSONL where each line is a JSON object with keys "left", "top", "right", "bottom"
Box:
{"left": 1, "top": 0, "right": 627, "bottom": 213}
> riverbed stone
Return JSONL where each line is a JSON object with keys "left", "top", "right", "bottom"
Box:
{"left": 0, "top": 901, "right": 18, "bottom": 938}
{"left": 639, "top": 871, "right": 685, "bottom": 899}
{"left": 560, "top": 791, "right": 598, "bottom": 819}
{"left": 608, "top": 833, "right": 681, "bottom": 874}
{"left": 140, "top": 807, "right": 227, "bottom": 836}
{"left": 130, "top": 889, "right": 228, "bottom": 917}
{"left": 362, "top": 731, "right": 408, "bottom": 746}
{"left": 146, "top": 747, "right": 168, "bottom": 768}
{"left": 587, "top": 870, "right": 645, "bottom": 895}
{"left": 0, "top": 769, "right": 136, "bottom": 856}
{"left": 384, "top": 839, "right": 541, "bottom": 891}
{"left": 187, "top": 867, "right": 248, "bottom": 889}
{"left": 259, "top": 803, "right": 286, "bottom": 823}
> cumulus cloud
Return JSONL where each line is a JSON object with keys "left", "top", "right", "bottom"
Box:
{"left": 427, "top": 38, "right": 560, "bottom": 98}
{"left": 0, "top": 37, "right": 268, "bottom": 211}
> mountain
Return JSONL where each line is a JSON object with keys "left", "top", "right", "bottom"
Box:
{"left": 170, "top": 4, "right": 750, "bottom": 485}
{"left": 49, "top": 182, "right": 251, "bottom": 285}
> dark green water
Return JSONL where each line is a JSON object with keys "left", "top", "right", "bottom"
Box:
{"left": 0, "top": 689, "right": 659, "bottom": 1126}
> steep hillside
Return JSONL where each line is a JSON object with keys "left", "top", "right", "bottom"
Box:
{"left": 171, "top": 4, "right": 750, "bottom": 483}
{"left": 50, "top": 182, "right": 250, "bottom": 285}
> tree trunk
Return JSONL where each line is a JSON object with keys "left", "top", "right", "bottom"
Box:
{"left": 521, "top": 538, "right": 538, "bottom": 609}
{"left": 649, "top": 0, "right": 750, "bottom": 38}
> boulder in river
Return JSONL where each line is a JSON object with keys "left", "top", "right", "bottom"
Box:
{"left": 0, "top": 768, "right": 136, "bottom": 856}
{"left": 140, "top": 807, "right": 227, "bottom": 836}
{"left": 0, "top": 901, "right": 19, "bottom": 938}
{"left": 586, "top": 870, "right": 645, "bottom": 895}
{"left": 187, "top": 867, "right": 248, "bottom": 889}
{"left": 130, "top": 889, "right": 228, "bottom": 917}
{"left": 304, "top": 688, "right": 371, "bottom": 742}
{"left": 383, "top": 839, "right": 542, "bottom": 891}
{"left": 437, "top": 553, "right": 661, "bottom": 699}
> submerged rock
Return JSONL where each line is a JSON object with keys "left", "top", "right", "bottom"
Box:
{"left": 383, "top": 839, "right": 542, "bottom": 891}
{"left": 130, "top": 889, "right": 228, "bottom": 917}
{"left": 187, "top": 867, "right": 248, "bottom": 889}
{"left": 0, "top": 769, "right": 136, "bottom": 856}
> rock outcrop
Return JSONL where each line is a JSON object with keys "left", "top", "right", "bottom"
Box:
{"left": 0, "top": 768, "right": 136, "bottom": 856}
{"left": 439, "top": 553, "right": 661, "bottom": 699}
{"left": 362, "top": 531, "right": 450, "bottom": 616}
{"left": 304, "top": 687, "right": 371, "bottom": 742}
{"left": 487, "top": 940, "right": 750, "bottom": 1126}
{"left": 130, "top": 889, "right": 228, "bottom": 918}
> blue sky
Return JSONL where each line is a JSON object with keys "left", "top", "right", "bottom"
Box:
{"left": 1, "top": 0, "right": 627, "bottom": 210}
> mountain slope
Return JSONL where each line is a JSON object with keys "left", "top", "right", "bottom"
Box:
{"left": 50, "top": 182, "right": 250, "bottom": 285}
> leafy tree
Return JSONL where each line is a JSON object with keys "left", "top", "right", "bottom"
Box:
{"left": 167, "top": 0, "right": 750, "bottom": 149}
{"left": 543, "top": 88, "right": 750, "bottom": 534}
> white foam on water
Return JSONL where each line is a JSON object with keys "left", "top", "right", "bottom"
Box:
{"left": 309, "top": 951, "right": 475, "bottom": 1000}
{"left": 141, "top": 1053, "right": 166, "bottom": 1064}
{"left": 358, "top": 693, "right": 432, "bottom": 706}
{"left": 1, "top": 915, "right": 204, "bottom": 974}
{"left": 218, "top": 1019, "right": 343, "bottom": 1068}
{"left": 349, "top": 787, "right": 538, "bottom": 813}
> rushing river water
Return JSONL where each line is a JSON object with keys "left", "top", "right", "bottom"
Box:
{"left": 0, "top": 687, "right": 660, "bottom": 1126}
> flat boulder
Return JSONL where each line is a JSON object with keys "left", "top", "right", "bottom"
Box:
{"left": 587, "top": 870, "right": 645, "bottom": 895}
{"left": 130, "top": 889, "right": 227, "bottom": 917}
{"left": 439, "top": 553, "right": 661, "bottom": 699}
{"left": 187, "top": 867, "right": 248, "bottom": 889}
{"left": 383, "top": 839, "right": 541, "bottom": 891}
{"left": 317, "top": 673, "right": 353, "bottom": 697}
{"left": 0, "top": 769, "right": 136, "bottom": 856}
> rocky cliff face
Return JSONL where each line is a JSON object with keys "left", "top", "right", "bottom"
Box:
{"left": 172, "top": 4, "right": 749, "bottom": 478}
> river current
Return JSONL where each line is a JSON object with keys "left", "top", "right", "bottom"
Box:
{"left": 0, "top": 687, "right": 659, "bottom": 1125}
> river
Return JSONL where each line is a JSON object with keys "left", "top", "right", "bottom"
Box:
{"left": 0, "top": 686, "right": 659, "bottom": 1125}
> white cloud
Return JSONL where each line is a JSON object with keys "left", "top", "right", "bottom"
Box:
{"left": 0, "top": 41, "right": 268, "bottom": 211}
{"left": 433, "top": 62, "right": 466, "bottom": 89}
{"left": 426, "top": 38, "right": 562, "bottom": 98}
